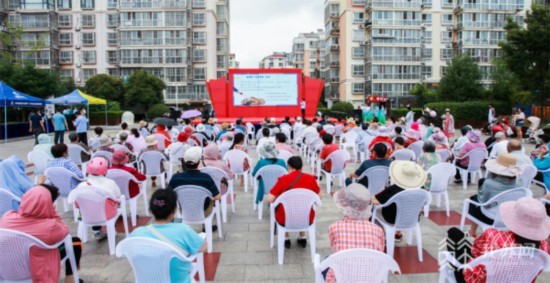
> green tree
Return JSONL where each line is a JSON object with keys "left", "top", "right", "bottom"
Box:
{"left": 438, "top": 54, "right": 484, "bottom": 101}
{"left": 489, "top": 58, "right": 517, "bottom": 102}
{"left": 0, "top": 24, "right": 23, "bottom": 63}
{"left": 125, "top": 70, "right": 166, "bottom": 111}
{"left": 147, "top": 103, "right": 170, "bottom": 118}
{"left": 85, "top": 74, "right": 125, "bottom": 105}
{"left": 0, "top": 63, "right": 64, "bottom": 98}
{"left": 500, "top": 6, "right": 550, "bottom": 106}
{"left": 409, "top": 83, "right": 438, "bottom": 106}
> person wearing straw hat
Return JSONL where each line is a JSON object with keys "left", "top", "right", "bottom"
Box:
{"left": 252, "top": 141, "right": 287, "bottom": 204}
{"left": 371, "top": 161, "right": 427, "bottom": 241}
{"left": 466, "top": 152, "right": 523, "bottom": 237}
{"left": 97, "top": 135, "right": 114, "bottom": 152}
{"left": 326, "top": 183, "right": 385, "bottom": 283}
{"left": 460, "top": 197, "right": 550, "bottom": 282}
{"left": 454, "top": 130, "right": 486, "bottom": 183}
{"left": 139, "top": 135, "right": 168, "bottom": 187}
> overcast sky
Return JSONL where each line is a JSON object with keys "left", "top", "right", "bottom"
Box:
{"left": 230, "top": 0, "right": 324, "bottom": 68}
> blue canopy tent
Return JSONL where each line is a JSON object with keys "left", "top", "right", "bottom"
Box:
{"left": 0, "top": 81, "right": 45, "bottom": 142}
{"left": 48, "top": 89, "right": 108, "bottom": 126}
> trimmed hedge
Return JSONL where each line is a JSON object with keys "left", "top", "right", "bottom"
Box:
{"left": 89, "top": 110, "right": 125, "bottom": 125}
{"left": 147, "top": 104, "right": 170, "bottom": 119}
{"left": 425, "top": 101, "right": 512, "bottom": 122}
{"left": 392, "top": 108, "right": 423, "bottom": 119}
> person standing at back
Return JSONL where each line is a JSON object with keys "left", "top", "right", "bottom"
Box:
{"left": 29, "top": 109, "right": 45, "bottom": 145}
{"left": 301, "top": 98, "right": 306, "bottom": 119}
{"left": 74, "top": 111, "right": 89, "bottom": 146}
{"left": 52, "top": 108, "right": 69, "bottom": 144}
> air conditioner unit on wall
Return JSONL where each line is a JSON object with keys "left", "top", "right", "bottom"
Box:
{"left": 75, "top": 44, "right": 81, "bottom": 49}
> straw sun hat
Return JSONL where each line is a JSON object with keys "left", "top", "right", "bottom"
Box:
{"left": 333, "top": 183, "right": 372, "bottom": 219}
{"left": 259, "top": 141, "right": 279, "bottom": 159}
{"left": 145, "top": 135, "right": 158, "bottom": 146}
{"left": 389, "top": 161, "right": 427, "bottom": 189}
{"left": 485, "top": 152, "right": 523, "bottom": 177}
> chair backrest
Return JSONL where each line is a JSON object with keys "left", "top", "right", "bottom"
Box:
{"left": 316, "top": 248, "right": 400, "bottom": 283}
{"left": 342, "top": 131, "right": 358, "bottom": 145}
{"left": 27, "top": 150, "right": 52, "bottom": 175}
{"left": 277, "top": 150, "right": 293, "bottom": 163}
{"left": 255, "top": 165, "right": 288, "bottom": 194}
{"left": 223, "top": 149, "right": 251, "bottom": 174}
{"left": 272, "top": 189, "right": 321, "bottom": 230}
{"left": 324, "top": 126, "right": 336, "bottom": 135}
{"left": 479, "top": 188, "right": 532, "bottom": 222}
{"left": 187, "top": 138, "right": 199, "bottom": 147}
{"left": 191, "top": 133, "right": 207, "bottom": 147}
{"left": 518, "top": 165, "right": 537, "bottom": 188}
{"left": 174, "top": 185, "right": 213, "bottom": 223}
{"left": 70, "top": 187, "right": 112, "bottom": 224}
{"left": 389, "top": 149, "right": 416, "bottom": 161}
{"left": 44, "top": 167, "right": 83, "bottom": 197}
{"left": 334, "top": 124, "right": 344, "bottom": 137}
{"left": 426, "top": 163, "right": 456, "bottom": 193}
{"left": 0, "top": 188, "right": 20, "bottom": 217}
{"left": 324, "top": 150, "right": 350, "bottom": 174}
{"left": 92, "top": 150, "right": 114, "bottom": 162}
{"left": 88, "top": 138, "right": 100, "bottom": 151}
{"left": 463, "top": 148, "right": 488, "bottom": 171}
{"left": 200, "top": 167, "right": 229, "bottom": 193}
{"left": 293, "top": 126, "right": 305, "bottom": 142}
{"left": 116, "top": 237, "right": 195, "bottom": 283}
{"left": 106, "top": 169, "right": 140, "bottom": 200}
{"left": 109, "top": 144, "right": 131, "bottom": 153}
{"left": 67, "top": 144, "right": 87, "bottom": 165}
{"left": 303, "top": 132, "right": 317, "bottom": 145}
{"left": 360, "top": 166, "right": 390, "bottom": 196}
{"left": 436, "top": 149, "right": 452, "bottom": 162}
{"left": 166, "top": 144, "right": 187, "bottom": 164}
{"left": 246, "top": 122, "right": 255, "bottom": 135}
{"left": 407, "top": 141, "right": 424, "bottom": 161}
{"left": 384, "top": 190, "right": 430, "bottom": 229}
{"left": 467, "top": 247, "right": 550, "bottom": 283}
{"left": 0, "top": 228, "right": 58, "bottom": 281}
{"left": 154, "top": 134, "right": 167, "bottom": 150}
{"left": 138, "top": 151, "right": 167, "bottom": 176}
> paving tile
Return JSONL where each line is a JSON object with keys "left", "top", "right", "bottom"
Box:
{"left": 244, "top": 264, "right": 304, "bottom": 281}
{"left": 212, "top": 240, "right": 248, "bottom": 253}
{"left": 225, "top": 231, "right": 270, "bottom": 241}
{"left": 218, "top": 252, "right": 274, "bottom": 266}
{"left": 213, "top": 265, "right": 246, "bottom": 281}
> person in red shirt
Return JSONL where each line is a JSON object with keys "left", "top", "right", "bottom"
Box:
{"left": 368, "top": 126, "right": 394, "bottom": 158}
{"left": 109, "top": 149, "right": 146, "bottom": 198}
{"left": 266, "top": 156, "right": 321, "bottom": 249}
{"left": 155, "top": 125, "right": 172, "bottom": 148}
{"left": 319, "top": 133, "right": 340, "bottom": 172}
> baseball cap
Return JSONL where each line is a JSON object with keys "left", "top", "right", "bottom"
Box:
{"left": 184, "top": 146, "right": 202, "bottom": 164}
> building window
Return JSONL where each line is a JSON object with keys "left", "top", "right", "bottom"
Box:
{"left": 58, "top": 0, "right": 72, "bottom": 9}
{"left": 193, "top": 68, "right": 206, "bottom": 80}
{"left": 107, "top": 32, "right": 117, "bottom": 45}
{"left": 107, "top": 14, "right": 118, "bottom": 28}
{"left": 166, "top": 67, "right": 186, "bottom": 82}
{"left": 82, "top": 32, "right": 95, "bottom": 45}
{"left": 422, "top": 48, "right": 432, "bottom": 59}
{"left": 441, "top": 48, "right": 453, "bottom": 59}
{"left": 107, "top": 51, "right": 118, "bottom": 63}
{"left": 165, "top": 12, "right": 186, "bottom": 27}
{"left": 165, "top": 49, "right": 186, "bottom": 64}
{"left": 60, "top": 69, "right": 73, "bottom": 80}
{"left": 352, "top": 65, "right": 364, "bottom": 76}
{"left": 193, "top": 49, "right": 207, "bottom": 62}
{"left": 353, "top": 12, "right": 364, "bottom": 23}
{"left": 352, "top": 47, "right": 364, "bottom": 58}
{"left": 352, "top": 83, "right": 364, "bottom": 94}
{"left": 192, "top": 0, "right": 205, "bottom": 8}
{"left": 59, "top": 33, "right": 72, "bottom": 46}
{"left": 421, "top": 66, "right": 432, "bottom": 79}
{"left": 192, "top": 13, "right": 206, "bottom": 26}
{"left": 80, "top": 0, "right": 94, "bottom": 9}
{"left": 107, "top": 0, "right": 118, "bottom": 9}
{"left": 58, "top": 15, "right": 72, "bottom": 28}
{"left": 82, "top": 69, "right": 97, "bottom": 82}
{"left": 81, "top": 14, "right": 95, "bottom": 28}
{"left": 353, "top": 30, "right": 364, "bottom": 41}
{"left": 216, "top": 22, "right": 226, "bottom": 36}
{"left": 217, "top": 55, "right": 226, "bottom": 68}
{"left": 216, "top": 38, "right": 227, "bottom": 52}
{"left": 59, "top": 51, "right": 73, "bottom": 64}
{"left": 82, "top": 50, "right": 96, "bottom": 64}
{"left": 192, "top": 31, "right": 206, "bottom": 44}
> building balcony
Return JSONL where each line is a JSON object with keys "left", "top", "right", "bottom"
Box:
{"left": 330, "top": 61, "right": 339, "bottom": 67}
{"left": 120, "top": 0, "right": 187, "bottom": 9}
{"left": 119, "top": 20, "right": 165, "bottom": 28}
{"left": 457, "top": 22, "right": 507, "bottom": 30}
{"left": 366, "top": 1, "right": 422, "bottom": 10}
{"left": 459, "top": 3, "right": 520, "bottom": 11}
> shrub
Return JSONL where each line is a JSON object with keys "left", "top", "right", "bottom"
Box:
{"left": 330, "top": 102, "right": 355, "bottom": 119}
{"left": 89, "top": 110, "right": 125, "bottom": 126}
{"left": 392, "top": 108, "right": 423, "bottom": 119}
{"left": 425, "top": 100, "right": 512, "bottom": 122}
{"left": 318, "top": 107, "right": 330, "bottom": 118}
{"left": 146, "top": 103, "right": 170, "bottom": 119}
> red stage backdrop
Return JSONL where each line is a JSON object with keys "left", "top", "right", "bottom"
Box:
{"left": 206, "top": 68, "right": 323, "bottom": 122}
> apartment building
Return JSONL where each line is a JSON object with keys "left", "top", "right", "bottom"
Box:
{"left": 323, "top": 0, "right": 529, "bottom": 107}
{"left": 259, "top": 52, "right": 292, "bottom": 69}
{"left": 290, "top": 30, "right": 325, "bottom": 78}
{"left": 7, "top": 0, "right": 231, "bottom": 105}
{"left": 228, "top": 53, "right": 239, "bottom": 68}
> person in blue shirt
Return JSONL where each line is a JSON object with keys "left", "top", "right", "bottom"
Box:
{"left": 534, "top": 144, "right": 550, "bottom": 192}
{"left": 252, "top": 141, "right": 287, "bottom": 204}
{"left": 345, "top": 143, "right": 391, "bottom": 187}
{"left": 0, "top": 155, "right": 34, "bottom": 199}
{"left": 131, "top": 189, "right": 206, "bottom": 283}
{"left": 74, "top": 111, "right": 89, "bottom": 146}
{"left": 52, "top": 108, "right": 69, "bottom": 144}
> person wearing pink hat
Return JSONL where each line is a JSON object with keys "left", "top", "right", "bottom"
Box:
{"left": 454, "top": 130, "right": 486, "bottom": 183}
{"left": 404, "top": 129, "right": 418, "bottom": 148}
{"left": 460, "top": 197, "right": 550, "bottom": 282}
{"left": 69, "top": 156, "right": 122, "bottom": 241}
{"left": 368, "top": 126, "right": 394, "bottom": 158}
{"left": 109, "top": 149, "right": 146, "bottom": 198}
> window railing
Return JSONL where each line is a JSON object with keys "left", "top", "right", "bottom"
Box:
{"left": 120, "top": 1, "right": 187, "bottom": 9}
{"left": 121, "top": 20, "right": 163, "bottom": 27}
{"left": 371, "top": 55, "right": 421, "bottom": 62}
{"left": 119, "top": 38, "right": 163, "bottom": 46}
{"left": 366, "top": 1, "right": 421, "bottom": 8}
{"left": 372, "top": 19, "right": 421, "bottom": 26}
{"left": 461, "top": 3, "right": 518, "bottom": 10}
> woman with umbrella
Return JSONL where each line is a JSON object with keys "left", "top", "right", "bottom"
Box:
{"left": 153, "top": 117, "right": 176, "bottom": 149}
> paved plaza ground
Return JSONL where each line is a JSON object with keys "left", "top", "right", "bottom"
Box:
{"left": 1, "top": 127, "right": 548, "bottom": 283}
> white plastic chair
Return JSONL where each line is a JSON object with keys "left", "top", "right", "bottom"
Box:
{"left": 407, "top": 141, "right": 424, "bottom": 162}
{"left": 334, "top": 124, "right": 344, "bottom": 140}
{"left": 116, "top": 237, "right": 205, "bottom": 283}
{"left": 67, "top": 143, "right": 90, "bottom": 174}
{"left": 439, "top": 247, "right": 550, "bottom": 283}
{"left": 191, "top": 133, "right": 208, "bottom": 148}
{"left": 269, "top": 189, "right": 322, "bottom": 264}
{"left": 44, "top": 167, "right": 85, "bottom": 220}
{"left": 425, "top": 163, "right": 456, "bottom": 217}
{"left": 154, "top": 133, "right": 168, "bottom": 150}
{"left": 293, "top": 125, "right": 305, "bottom": 145}
{"left": 453, "top": 148, "right": 488, "bottom": 190}
{"left": 301, "top": 132, "right": 318, "bottom": 157}
{"left": 92, "top": 150, "right": 114, "bottom": 163}
{"left": 174, "top": 185, "right": 222, "bottom": 253}
{"left": 110, "top": 144, "right": 137, "bottom": 165}
{"left": 313, "top": 249, "right": 400, "bottom": 283}
{"left": 389, "top": 149, "right": 416, "bottom": 161}
{"left": 318, "top": 149, "right": 350, "bottom": 194}
{"left": 138, "top": 151, "right": 168, "bottom": 189}
{"left": 246, "top": 122, "right": 255, "bottom": 141}
{"left": 200, "top": 167, "right": 235, "bottom": 223}
{"left": 0, "top": 229, "right": 79, "bottom": 283}
{"left": 106, "top": 169, "right": 148, "bottom": 227}
{"left": 518, "top": 164, "right": 537, "bottom": 189}
{"left": 0, "top": 188, "right": 21, "bottom": 217}
{"left": 27, "top": 150, "right": 52, "bottom": 184}
{"left": 372, "top": 189, "right": 430, "bottom": 261}
{"left": 460, "top": 188, "right": 532, "bottom": 232}
{"left": 253, "top": 165, "right": 288, "bottom": 220}
{"left": 223, "top": 149, "right": 253, "bottom": 193}
{"left": 358, "top": 135, "right": 375, "bottom": 162}
{"left": 70, "top": 187, "right": 129, "bottom": 255}
{"left": 436, "top": 149, "right": 452, "bottom": 163}
{"left": 165, "top": 144, "right": 188, "bottom": 181}
{"left": 339, "top": 131, "right": 358, "bottom": 159}
{"left": 356, "top": 166, "right": 390, "bottom": 196}
{"left": 277, "top": 149, "right": 293, "bottom": 163}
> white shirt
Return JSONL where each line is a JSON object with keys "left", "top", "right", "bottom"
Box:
{"left": 452, "top": 136, "right": 470, "bottom": 156}
{"left": 68, "top": 175, "right": 122, "bottom": 204}
{"left": 488, "top": 107, "right": 495, "bottom": 122}
{"left": 489, "top": 140, "right": 509, "bottom": 158}
{"left": 405, "top": 111, "right": 414, "bottom": 128}
{"left": 257, "top": 137, "right": 275, "bottom": 151}
{"left": 510, "top": 151, "right": 532, "bottom": 167}
{"left": 300, "top": 101, "right": 306, "bottom": 109}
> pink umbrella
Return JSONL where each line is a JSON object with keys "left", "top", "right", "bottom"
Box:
{"left": 181, "top": 109, "right": 201, "bottom": 119}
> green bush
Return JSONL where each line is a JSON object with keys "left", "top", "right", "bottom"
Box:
{"left": 425, "top": 100, "right": 512, "bottom": 122}
{"left": 392, "top": 108, "right": 423, "bottom": 119}
{"left": 147, "top": 103, "right": 170, "bottom": 119}
{"left": 331, "top": 101, "right": 354, "bottom": 114}
{"left": 89, "top": 110, "right": 125, "bottom": 125}
{"left": 318, "top": 107, "right": 330, "bottom": 118}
